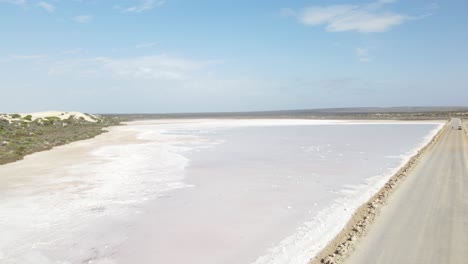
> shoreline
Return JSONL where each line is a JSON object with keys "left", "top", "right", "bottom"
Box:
{"left": 112, "top": 120, "right": 444, "bottom": 264}
{"left": 0, "top": 113, "right": 120, "bottom": 165}
{"left": 1, "top": 118, "right": 443, "bottom": 168}
{"left": 247, "top": 120, "right": 445, "bottom": 264}
{"left": 0, "top": 124, "right": 148, "bottom": 263}
{"left": 309, "top": 121, "right": 449, "bottom": 264}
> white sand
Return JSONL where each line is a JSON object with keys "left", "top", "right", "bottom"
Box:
{"left": 0, "top": 111, "right": 99, "bottom": 123}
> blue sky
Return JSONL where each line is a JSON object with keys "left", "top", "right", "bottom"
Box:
{"left": 0, "top": 0, "right": 467, "bottom": 113}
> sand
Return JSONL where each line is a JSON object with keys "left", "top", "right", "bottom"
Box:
{"left": 0, "top": 111, "right": 99, "bottom": 123}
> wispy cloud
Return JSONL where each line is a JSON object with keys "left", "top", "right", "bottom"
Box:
{"left": 1, "top": 54, "right": 48, "bottom": 64}
{"left": 48, "top": 54, "right": 217, "bottom": 81}
{"left": 320, "top": 77, "right": 378, "bottom": 96}
{"left": 356, "top": 47, "right": 371, "bottom": 62}
{"left": 61, "top": 48, "right": 85, "bottom": 55}
{"left": 121, "top": 0, "right": 165, "bottom": 13}
{"left": 287, "top": 0, "right": 419, "bottom": 33}
{"left": 0, "top": 0, "right": 27, "bottom": 6}
{"left": 425, "top": 2, "right": 439, "bottom": 12}
{"left": 9, "top": 54, "right": 47, "bottom": 60}
{"left": 72, "top": 15, "right": 93, "bottom": 23}
{"left": 279, "top": 8, "right": 295, "bottom": 17}
{"left": 37, "top": 1, "right": 55, "bottom": 13}
{"left": 301, "top": 4, "right": 406, "bottom": 33}
{"left": 135, "top": 42, "right": 158, "bottom": 49}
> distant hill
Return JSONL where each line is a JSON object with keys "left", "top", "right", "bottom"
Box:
{"left": 105, "top": 107, "right": 468, "bottom": 121}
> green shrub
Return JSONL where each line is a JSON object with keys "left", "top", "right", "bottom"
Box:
{"left": 15, "top": 145, "right": 26, "bottom": 155}
{"left": 11, "top": 114, "right": 21, "bottom": 119}
{"left": 0, "top": 115, "right": 121, "bottom": 165}
{"left": 42, "top": 120, "right": 53, "bottom": 126}
{"left": 23, "top": 115, "right": 32, "bottom": 121}
{"left": 45, "top": 116, "right": 60, "bottom": 121}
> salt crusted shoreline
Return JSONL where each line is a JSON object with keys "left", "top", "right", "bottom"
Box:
{"left": 309, "top": 121, "right": 449, "bottom": 264}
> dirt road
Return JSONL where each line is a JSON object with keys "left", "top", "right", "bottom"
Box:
{"left": 346, "top": 119, "right": 468, "bottom": 264}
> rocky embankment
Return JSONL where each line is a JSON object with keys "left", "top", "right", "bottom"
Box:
{"left": 0, "top": 111, "right": 120, "bottom": 165}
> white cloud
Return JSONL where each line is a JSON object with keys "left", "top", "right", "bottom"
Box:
{"left": 72, "top": 15, "right": 93, "bottom": 23}
{"left": 297, "top": 0, "right": 410, "bottom": 33}
{"left": 122, "top": 0, "right": 165, "bottom": 13}
{"left": 37, "top": 1, "right": 55, "bottom": 13}
{"left": 301, "top": 5, "right": 356, "bottom": 25}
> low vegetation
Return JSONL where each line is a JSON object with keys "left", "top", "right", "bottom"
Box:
{"left": 113, "top": 108, "right": 468, "bottom": 121}
{"left": 0, "top": 114, "right": 120, "bottom": 165}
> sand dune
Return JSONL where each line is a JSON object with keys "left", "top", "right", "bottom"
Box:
{"left": 0, "top": 111, "right": 99, "bottom": 123}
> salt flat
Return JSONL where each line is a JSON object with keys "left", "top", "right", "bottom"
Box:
{"left": 345, "top": 119, "right": 468, "bottom": 264}
{"left": 0, "top": 119, "right": 443, "bottom": 264}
